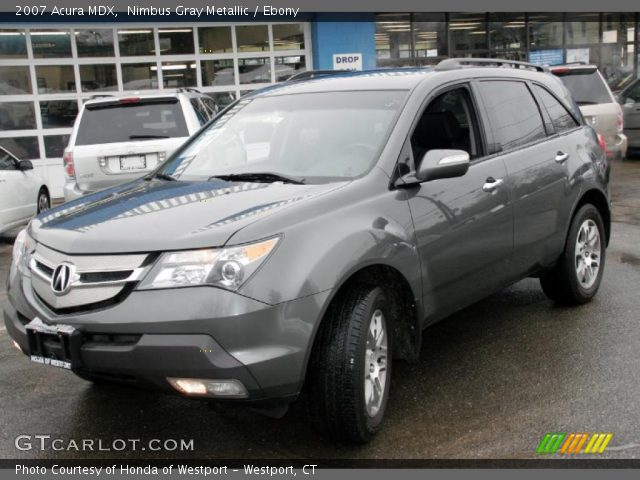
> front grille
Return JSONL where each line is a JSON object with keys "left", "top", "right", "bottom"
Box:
{"left": 29, "top": 244, "right": 153, "bottom": 315}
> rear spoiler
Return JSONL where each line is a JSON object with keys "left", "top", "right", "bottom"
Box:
{"left": 550, "top": 65, "right": 598, "bottom": 75}
{"left": 85, "top": 96, "right": 179, "bottom": 110}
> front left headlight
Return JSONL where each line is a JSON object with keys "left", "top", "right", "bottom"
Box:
{"left": 137, "top": 237, "right": 280, "bottom": 291}
{"left": 12, "top": 228, "right": 36, "bottom": 275}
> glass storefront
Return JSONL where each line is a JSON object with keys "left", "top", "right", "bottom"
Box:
{"left": 0, "top": 23, "right": 311, "bottom": 197}
{"left": 375, "top": 12, "right": 639, "bottom": 88}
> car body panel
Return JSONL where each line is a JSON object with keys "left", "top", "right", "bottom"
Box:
{"left": 0, "top": 147, "right": 47, "bottom": 234}
{"left": 618, "top": 79, "right": 640, "bottom": 149}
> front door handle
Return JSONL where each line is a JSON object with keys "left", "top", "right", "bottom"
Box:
{"left": 482, "top": 177, "right": 504, "bottom": 193}
{"left": 555, "top": 151, "right": 569, "bottom": 163}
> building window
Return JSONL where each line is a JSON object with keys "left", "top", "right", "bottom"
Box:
{"left": 238, "top": 57, "right": 271, "bottom": 84}
{"left": 0, "top": 29, "right": 28, "bottom": 58}
{"left": 79, "top": 64, "right": 118, "bottom": 92}
{"left": 489, "top": 13, "right": 526, "bottom": 61}
{"left": 601, "top": 13, "right": 636, "bottom": 89}
{"left": 122, "top": 63, "right": 158, "bottom": 90}
{"left": 412, "top": 14, "right": 447, "bottom": 65}
{"left": 35, "top": 65, "right": 76, "bottom": 93}
{"left": 375, "top": 13, "right": 412, "bottom": 66}
{"left": 31, "top": 29, "right": 72, "bottom": 58}
{"left": 75, "top": 29, "right": 115, "bottom": 57}
{"left": 40, "top": 101, "right": 78, "bottom": 128}
{"left": 236, "top": 25, "right": 269, "bottom": 52}
{"left": 44, "top": 135, "right": 70, "bottom": 158}
{"left": 566, "top": 13, "right": 601, "bottom": 46}
{"left": 199, "top": 27, "right": 233, "bottom": 54}
{"left": 118, "top": 28, "right": 155, "bottom": 56}
{"left": 0, "top": 66, "right": 32, "bottom": 95}
{"left": 275, "top": 56, "right": 306, "bottom": 81}
{"left": 201, "top": 59, "right": 235, "bottom": 86}
{"left": 0, "top": 137, "right": 40, "bottom": 160}
{"left": 158, "top": 28, "right": 194, "bottom": 55}
{"left": 273, "top": 24, "right": 305, "bottom": 50}
{"left": 160, "top": 62, "right": 197, "bottom": 88}
{"left": 450, "top": 13, "right": 488, "bottom": 55}
{"left": 0, "top": 102, "right": 36, "bottom": 130}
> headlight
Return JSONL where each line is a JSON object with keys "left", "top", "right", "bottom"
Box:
{"left": 12, "top": 229, "right": 36, "bottom": 275}
{"left": 138, "top": 237, "right": 279, "bottom": 291}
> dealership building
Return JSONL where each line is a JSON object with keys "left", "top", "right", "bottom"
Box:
{"left": 1, "top": 12, "right": 638, "bottom": 197}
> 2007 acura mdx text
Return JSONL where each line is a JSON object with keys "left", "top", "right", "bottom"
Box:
{"left": 5, "top": 59, "right": 611, "bottom": 443}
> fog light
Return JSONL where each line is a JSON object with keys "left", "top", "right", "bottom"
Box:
{"left": 167, "top": 378, "right": 248, "bottom": 398}
{"left": 12, "top": 340, "right": 22, "bottom": 352}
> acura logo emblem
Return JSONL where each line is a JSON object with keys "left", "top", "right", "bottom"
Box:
{"left": 51, "top": 263, "right": 75, "bottom": 295}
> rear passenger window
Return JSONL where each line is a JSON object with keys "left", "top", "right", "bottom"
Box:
{"left": 478, "top": 81, "right": 546, "bottom": 151}
{"left": 534, "top": 85, "right": 579, "bottom": 133}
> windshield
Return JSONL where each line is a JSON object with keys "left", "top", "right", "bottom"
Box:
{"left": 555, "top": 71, "right": 613, "bottom": 105}
{"left": 159, "top": 90, "right": 407, "bottom": 183}
{"left": 76, "top": 99, "right": 189, "bottom": 146}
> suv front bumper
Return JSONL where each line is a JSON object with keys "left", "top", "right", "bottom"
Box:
{"left": 4, "top": 270, "right": 331, "bottom": 403}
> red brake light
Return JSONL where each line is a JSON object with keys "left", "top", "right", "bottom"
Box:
{"left": 597, "top": 134, "right": 608, "bottom": 155}
{"left": 119, "top": 97, "right": 140, "bottom": 104}
{"left": 616, "top": 103, "right": 624, "bottom": 133}
{"left": 551, "top": 67, "right": 570, "bottom": 74}
{"left": 63, "top": 151, "right": 75, "bottom": 178}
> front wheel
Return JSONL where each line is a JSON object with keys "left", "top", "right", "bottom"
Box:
{"left": 307, "top": 285, "right": 392, "bottom": 443}
{"left": 37, "top": 188, "right": 50, "bottom": 214}
{"left": 540, "top": 204, "right": 606, "bottom": 305}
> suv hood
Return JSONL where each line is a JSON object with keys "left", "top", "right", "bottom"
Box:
{"left": 31, "top": 179, "right": 344, "bottom": 254}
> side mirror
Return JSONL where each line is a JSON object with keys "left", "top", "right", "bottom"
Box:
{"left": 416, "top": 149, "right": 470, "bottom": 182}
{"left": 18, "top": 159, "right": 34, "bottom": 171}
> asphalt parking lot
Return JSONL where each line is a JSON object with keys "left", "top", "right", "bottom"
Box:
{"left": 1, "top": 158, "right": 640, "bottom": 460}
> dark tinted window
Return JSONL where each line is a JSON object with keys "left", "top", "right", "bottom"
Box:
{"left": 553, "top": 70, "right": 613, "bottom": 105}
{"left": 534, "top": 85, "right": 579, "bottom": 133}
{"left": 478, "top": 81, "right": 546, "bottom": 151}
{"left": 0, "top": 149, "right": 17, "bottom": 170}
{"left": 75, "top": 100, "right": 189, "bottom": 146}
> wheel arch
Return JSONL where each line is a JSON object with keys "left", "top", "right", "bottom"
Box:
{"left": 570, "top": 188, "right": 611, "bottom": 246}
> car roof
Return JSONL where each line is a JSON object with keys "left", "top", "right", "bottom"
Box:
{"left": 247, "top": 66, "right": 557, "bottom": 98}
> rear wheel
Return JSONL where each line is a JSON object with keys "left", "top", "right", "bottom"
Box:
{"left": 540, "top": 204, "right": 606, "bottom": 305}
{"left": 307, "top": 285, "right": 392, "bottom": 443}
{"left": 37, "top": 188, "right": 50, "bottom": 214}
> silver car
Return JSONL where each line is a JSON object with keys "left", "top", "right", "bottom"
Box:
{"left": 63, "top": 90, "right": 219, "bottom": 201}
{"left": 617, "top": 79, "right": 640, "bottom": 152}
{"left": 551, "top": 64, "right": 628, "bottom": 159}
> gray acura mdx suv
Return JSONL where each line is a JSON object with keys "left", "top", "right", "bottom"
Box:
{"left": 5, "top": 59, "right": 610, "bottom": 443}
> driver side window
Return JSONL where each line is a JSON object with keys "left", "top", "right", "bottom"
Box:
{"left": 410, "top": 87, "right": 480, "bottom": 170}
{"left": 0, "top": 149, "right": 18, "bottom": 171}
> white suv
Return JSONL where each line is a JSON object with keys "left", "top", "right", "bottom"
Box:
{"left": 63, "top": 90, "right": 219, "bottom": 201}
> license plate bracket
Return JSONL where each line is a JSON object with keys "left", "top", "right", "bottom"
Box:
{"left": 26, "top": 318, "right": 81, "bottom": 370}
{"left": 119, "top": 155, "right": 146, "bottom": 171}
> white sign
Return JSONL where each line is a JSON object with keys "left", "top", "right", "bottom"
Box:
{"left": 566, "top": 48, "right": 590, "bottom": 64}
{"left": 332, "top": 53, "right": 363, "bottom": 71}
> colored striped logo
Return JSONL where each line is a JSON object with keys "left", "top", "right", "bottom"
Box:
{"left": 537, "top": 433, "right": 613, "bottom": 454}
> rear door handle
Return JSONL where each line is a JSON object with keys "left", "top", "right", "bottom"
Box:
{"left": 555, "top": 151, "right": 569, "bottom": 163}
{"left": 482, "top": 177, "right": 504, "bottom": 193}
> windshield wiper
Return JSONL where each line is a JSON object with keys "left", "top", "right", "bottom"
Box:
{"left": 129, "top": 134, "right": 170, "bottom": 139}
{"left": 146, "top": 172, "right": 177, "bottom": 181}
{"left": 208, "top": 172, "right": 305, "bottom": 185}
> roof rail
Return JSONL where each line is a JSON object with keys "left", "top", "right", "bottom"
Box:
{"left": 435, "top": 58, "right": 548, "bottom": 73}
{"left": 286, "top": 70, "right": 345, "bottom": 82}
{"left": 176, "top": 87, "right": 201, "bottom": 93}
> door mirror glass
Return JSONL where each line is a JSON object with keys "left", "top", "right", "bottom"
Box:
{"left": 18, "top": 159, "right": 34, "bottom": 170}
{"left": 416, "top": 149, "right": 470, "bottom": 182}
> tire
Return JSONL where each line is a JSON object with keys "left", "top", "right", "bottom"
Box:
{"left": 540, "top": 204, "right": 606, "bottom": 305}
{"left": 307, "top": 285, "right": 392, "bottom": 443}
{"left": 37, "top": 188, "right": 50, "bottom": 214}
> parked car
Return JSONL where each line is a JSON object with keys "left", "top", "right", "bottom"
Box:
{"left": 6, "top": 59, "right": 610, "bottom": 443}
{"left": 63, "top": 89, "right": 220, "bottom": 201}
{"left": 0, "top": 147, "right": 50, "bottom": 235}
{"left": 616, "top": 78, "right": 640, "bottom": 153}
{"left": 551, "top": 64, "right": 627, "bottom": 158}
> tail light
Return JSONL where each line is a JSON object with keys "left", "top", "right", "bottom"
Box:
{"left": 597, "top": 134, "right": 608, "bottom": 155}
{"left": 63, "top": 151, "right": 75, "bottom": 179}
{"left": 616, "top": 103, "right": 624, "bottom": 133}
